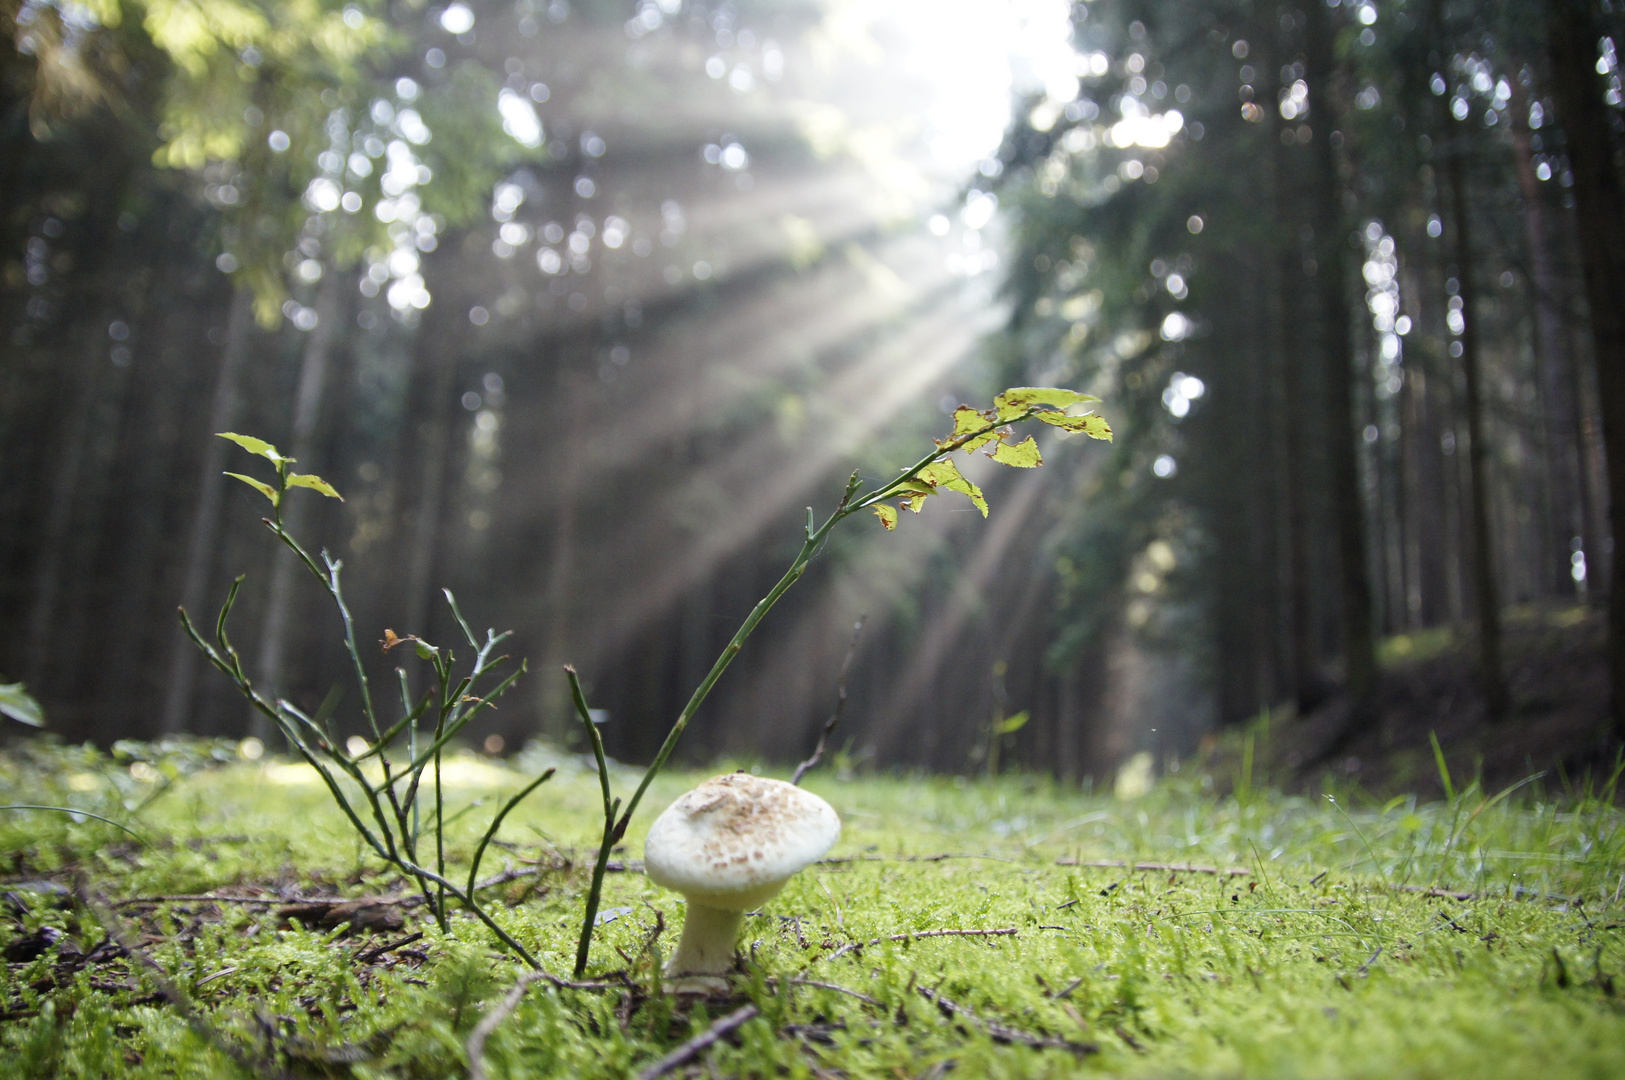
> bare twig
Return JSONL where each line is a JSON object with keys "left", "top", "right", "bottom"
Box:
{"left": 793, "top": 616, "right": 866, "bottom": 786}
{"left": 116, "top": 893, "right": 291, "bottom": 907}
{"left": 355, "top": 932, "right": 424, "bottom": 964}
{"left": 467, "top": 970, "right": 548, "bottom": 1080}
{"left": 769, "top": 976, "right": 884, "bottom": 1007}
{"left": 635, "top": 1003, "right": 760, "bottom": 1080}
{"left": 1054, "top": 858, "right": 1253, "bottom": 877}
{"left": 821, "top": 927, "right": 1018, "bottom": 963}
{"left": 917, "top": 987, "right": 1095, "bottom": 1056}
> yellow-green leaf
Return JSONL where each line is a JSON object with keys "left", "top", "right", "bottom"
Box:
{"left": 1035, "top": 411, "right": 1113, "bottom": 440}
{"left": 939, "top": 406, "right": 1000, "bottom": 452}
{"left": 225, "top": 472, "right": 280, "bottom": 506}
{"left": 287, "top": 473, "right": 344, "bottom": 501}
{"left": 890, "top": 480, "right": 934, "bottom": 513}
{"left": 919, "top": 460, "right": 988, "bottom": 517}
{"left": 951, "top": 404, "right": 991, "bottom": 435}
{"left": 873, "top": 504, "right": 898, "bottom": 531}
{"left": 218, "top": 432, "right": 293, "bottom": 463}
{"left": 995, "top": 709, "right": 1030, "bottom": 735}
{"left": 993, "top": 387, "right": 1101, "bottom": 421}
{"left": 991, "top": 435, "right": 1042, "bottom": 468}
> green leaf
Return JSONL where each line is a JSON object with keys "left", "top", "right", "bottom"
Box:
{"left": 0, "top": 682, "right": 45, "bottom": 727}
{"left": 287, "top": 473, "right": 344, "bottom": 501}
{"left": 993, "top": 387, "right": 1100, "bottom": 421}
{"left": 991, "top": 436, "right": 1042, "bottom": 468}
{"left": 1034, "top": 411, "right": 1113, "bottom": 441}
{"left": 995, "top": 709, "right": 1030, "bottom": 735}
{"left": 873, "top": 504, "right": 898, "bottom": 531}
{"left": 217, "top": 432, "right": 293, "bottom": 463}
{"left": 225, "top": 472, "right": 280, "bottom": 506}
{"left": 919, "top": 460, "right": 988, "bottom": 517}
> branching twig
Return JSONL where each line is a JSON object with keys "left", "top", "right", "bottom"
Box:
{"left": 635, "top": 1004, "right": 761, "bottom": 1080}
{"left": 820, "top": 927, "right": 1018, "bottom": 963}
{"left": 792, "top": 616, "right": 866, "bottom": 786}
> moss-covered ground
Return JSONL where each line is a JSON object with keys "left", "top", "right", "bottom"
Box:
{"left": 3, "top": 738, "right": 1623, "bottom": 1078}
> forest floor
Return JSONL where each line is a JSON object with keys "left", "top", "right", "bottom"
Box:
{"left": 2, "top": 735, "right": 1624, "bottom": 1078}
{"left": 1210, "top": 603, "right": 1621, "bottom": 801}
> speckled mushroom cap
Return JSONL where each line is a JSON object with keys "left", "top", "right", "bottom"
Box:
{"left": 643, "top": 773, "right": 840, "bottom": 911}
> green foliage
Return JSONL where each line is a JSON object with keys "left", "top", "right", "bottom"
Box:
{"left": 8, "top": 0, "right": 519, "bottom": 322}
{"left": 0, "top": 680, "right": 45, "bottom": 727}
{"left": 2, "top": 743, "right": 1623, "bottom": 1078}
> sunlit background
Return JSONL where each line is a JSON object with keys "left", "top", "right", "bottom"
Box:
{"left": 4, "top": 0, "right": 1618, "bottom": 788}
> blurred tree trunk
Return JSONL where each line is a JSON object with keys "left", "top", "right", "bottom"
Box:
{"left": 1304, "top": 0, "right": 1377, "bottom": 732}
{"left": 1511, "top": 75, "right": 1588, "bottom": 601}
{"left": 1446, "top": 146, "right": 1507, "bottom": 720}
{"left": 251, "top": 274, "right": 344, "bottom": 737}
{"left": 161, "top": 289, "right": 254, "bottom": 733}
{"left": 401, "top": 292, "right": 462, "bottom": 645}
{"left": 1546, "top": 0, "right": 1625, "bottom": 740}
{"left": 23, "top": 322, "right": 105, "bottom": 688}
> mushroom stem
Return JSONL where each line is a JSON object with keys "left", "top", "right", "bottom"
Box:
{"left": 668, "top": 903, "right": 744, "bottom": 976}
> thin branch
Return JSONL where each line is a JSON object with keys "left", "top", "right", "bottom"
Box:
{"left": 1054, "top": 857, "right": 1253, "bottom": 876}
{"left": 634, "top": 1004, "right": 760, "bottom": 1080}
{"left": 820, "top": 927, "right": 1018, "bottom": 963}
{"left": 355, "top": 932, "right": 424, "bottom": 964}
{"left": 770, "top": 976, "right": 883, "bottom": 1007}
{"left": 466, "top": 970, "right": 548, "bottom": 1080}
{"left": 917, "top": 987, "right": 1096, "bottom": 1056}
{"left": 792, "top": 616, "right": 866, "bottom": 786}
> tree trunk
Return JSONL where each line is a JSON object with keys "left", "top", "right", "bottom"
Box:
{"left": 1447, "top": 147, "right": 1508, "bottom": 720}
{"left": 1511, "top": 75, "right": 1588, "bottom": 600}
{"left": 1305, "top": 0, "right": 1378, "bottom": 731}
{"left": 251, "top": 275, "right": 344, "bottom": 737}
{"left": 1545, "top": 0, "right": 1625, "bottom": 740}
{"left": 161, "top": 289, "right": 255, "bottom": 733}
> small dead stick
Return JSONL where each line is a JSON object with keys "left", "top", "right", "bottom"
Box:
{"left": 78, "top": 885, "right": 289, "bottom": 1079}
{"left": 355, "top": 931, "right": 424, "bottom": 964}
{"left": 467, "top": 965, "right": 632, "bottom": 1079}
{"left": 635, "top": 1003, "right": 761, "bottom": 1080}
{"left": 918, "top": 987, "right": 1096, "bottom": 1056}
{"left": 467, "top": 970, "right": 549, "bottom": 1080}
{"left": 117, "top": 867, "right": 550, "bottom": 910}
{"left": 821, "top": 927, "right": 1018, "bottom": 963}
{"left": 1055, "top": 858, "right": 1253, "bottom": 877}
{"left": 792, "top": 616, "right": 866, "bottom": 786}
{"left": 768, "top": 976, "right": 884, "bottom": 1007}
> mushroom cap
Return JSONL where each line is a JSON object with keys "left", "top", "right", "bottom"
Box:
{"left": 643, "top": 773, "right": 840, "bottom": 911}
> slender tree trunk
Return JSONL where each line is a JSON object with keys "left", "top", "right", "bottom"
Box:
{"left": 24, "top": 324, "right": 106, "bottom": 687}
{"left": 1546, "top": 0, "right": 1625, "bottom": 740}
{"left": 161, "top": 289, "right": 255, "bottom": 733}
{"left": 401, "top": 297, "right": 462, "bottom": 643}
{"left": 1511, "top": 76, "right": 1588, "bottom": 600}
{"left": 1447, "top": 150, "right": 1508, "bottom": 719}
{"left": 1305, "top": 0, "right": 1377, "bottom": 732}
{"left": 250, "top": 275, "right": 343, "bottom": 737}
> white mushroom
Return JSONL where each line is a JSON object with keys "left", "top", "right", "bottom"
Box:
{"left": 643, "top": 773, "right": 840, "bottom": 987}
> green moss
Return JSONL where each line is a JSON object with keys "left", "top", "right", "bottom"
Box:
{"left": 3, "top": 743, "right": 1623, "bottom": 1078}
